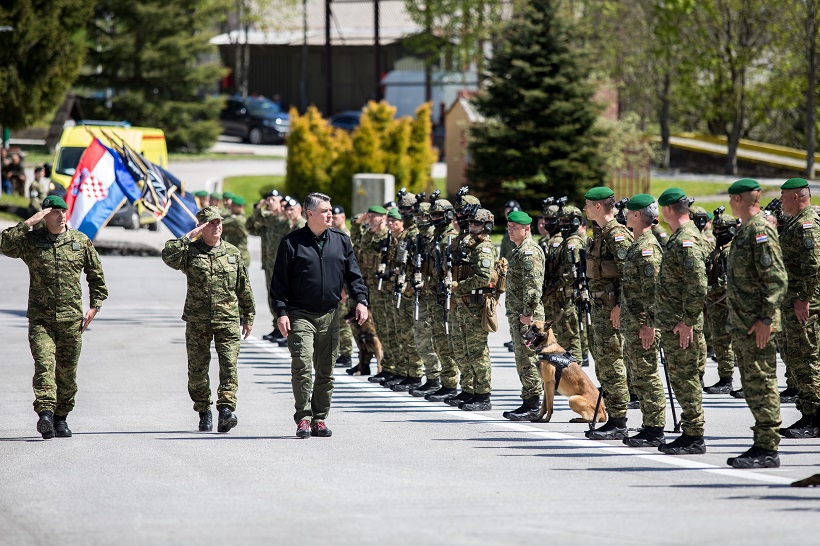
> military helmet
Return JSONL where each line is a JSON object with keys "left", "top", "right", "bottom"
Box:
{"left": 473, "top": 208, "right": 494, "bottom": 224}
{"left": 504, "top": 199, "right": 521, "bottom": 209}
{"left": 560, "top": 205, "right": 583, "bottom": 219}
{"left": 417, "top": 202, "right": 431, "bottom": 213}
{"left": 398, "top": 192, "right": 417, "bottom": 208}
{"left": 383, "top": 200, "right": 397, "bottom": 209}
{"left": 543, "top": 204, "right": 560, "bottom": 218}
{"left": 689, "top": 205, "right": 708, "bottom": 216}
{"left": 712, "top": 213, "right": 737, "bottom": 229}
{"left": 458, "top": 194, "right": 481, "bottom": 209}
{"left": 431, "top": 199, "right": 454, "bottom": 213}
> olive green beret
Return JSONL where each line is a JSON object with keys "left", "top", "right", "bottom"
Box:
{"left": 210, "top": 192, "right": 222, "bottom": 199}
{"left": 231, "top": 196, "right": 246, "bottom": 206}
{"left": 387, "top": 207, "right": 402, "bottom": 219}
{"left": 658, "top": 188, "right": 687, "bottom": 207}
{"left": 368, "top": 205, "right": 387, "bottom": 215}
{"left": 706, "top": 211, "right": 714, "bottom": 220}
{"left": 626, "top": 194, "right": 655, "bottom": 211}
{"left": 507, "top": 210, "right": 533, "bottom": 225}
{"left": 781, "top": 178, "right": 809, "bottom": 190}
{"left": 223, "top": 192, "right": 235, "bottom": 199}
{"left": 584, "top": 187, "right": 615, "bottom": 201}
{"left": 196, "top": 206, "right": 222, "bottom": 224}
{"left": 42, "top": 195, "right": 68, "bottom": 210}
{"left": 194, "top": 190, "right": 209, "bottom": 198}
{"left": 728, "top": 178, "right": 761, "bottom": 194}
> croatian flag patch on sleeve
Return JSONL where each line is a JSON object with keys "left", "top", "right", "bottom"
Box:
{"left": 803, "top": 222, "right": 813, "bottom": 230}
{"left": 681, "top": 240, "right": 694, "bottom": 248}
{"left": 755, "top": 234, "right": 768, "bottom": 244}
{"left": 641, "top": 248, "right": 653, "bottom": 256}
{"left": 614, "top": 234, "right": 625, "bottom": 242}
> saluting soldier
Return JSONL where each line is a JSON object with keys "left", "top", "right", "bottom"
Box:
{"left": 247, "top": 189, "right": 287, "bottom": 342}
{"left": 221, "top": 195, "right": 250, "bottom": 267}
{"left": 1, "top": 196, "right": 108, "bottom": 439}
{"left": 725, "top": 178, "right": 787, "bottom": 468}
{"left": 162, "top": 206, "right": 255, "bottom": 434}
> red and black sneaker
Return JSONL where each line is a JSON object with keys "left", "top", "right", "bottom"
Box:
{"left": 311, "top": 421, "right": 332, "bottom": 437}
{"left": 296, "top": 419, "right": 311, "bottom": 439}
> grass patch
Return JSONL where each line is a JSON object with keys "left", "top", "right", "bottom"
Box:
{"left": 651, "top": 179, "right": 734, "bottom": 197}
{"left": 0, "top": 194, "right": 30, "bottom": 223}
{"left": 222, "top": 175, "right": 286, "bottom": 213}
{"left": 170, "top": 152, "right": 285, "bottom": 162}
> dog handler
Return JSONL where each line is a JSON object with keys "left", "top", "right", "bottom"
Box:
{"left": 272, "top": 193, "right": 369, "bottom": 438}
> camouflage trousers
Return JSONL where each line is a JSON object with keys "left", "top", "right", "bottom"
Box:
{"left": 659, "top": 327, "right": 704, "bottom": 437}
{"left": 544, "top": 294, "right": 583, "bottom": 362}
{"left": 413, "top": 290, "right": 441, "bottom": 379}
{"left": 456, "top": 299, "right": 492, "bottom": 394}
{"left": 706, "top": 303, "right": 735, "bottom": 379}
{"left": 287, "top": 307, "right": 339, "bottom": 424}
{"left": 731, "top": 333, "right": 782, "bottom": 451}
{"left": 185, "top": 321, "right": 240, "bottom": 413}
{"left": 622, "top": 327, "right": 666, "bottom": 428}
{"left": 29, "top": 320, "right": 83, "bottom": 415}
{"left": 778, "top": 306, "right": 820, "bottom": 415}
{"left": 448, "top": 296, "right": 470, "bottom": 392}
{"left": 429, "top": 292, "right": 459, "bottom": 389}
{"left": 264, "top": 268, "right": 276, "bottom": 327}
{"left": 393, "top": 296, "right": 424, "bottom": 378}
{"left": 337, "top": 299, "right": 354, "bottom": 358}
{"left": 507, "top": 312, "right": 544, "bottom": 400}
{"left": 696, "top": 329, "right": 707, "bottom": 381}
{"left": 370, "top": 282, "right": 397, "bottom": 374}
{"left": 589, "top": 304, "right": 629, "bottom": 418}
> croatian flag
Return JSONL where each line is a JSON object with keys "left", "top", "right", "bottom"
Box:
{"left": 66, "top": 138, "right": 138, "bottom": 240}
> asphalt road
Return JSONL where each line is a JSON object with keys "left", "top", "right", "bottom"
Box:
{"left": 1, "top": 246, "right": 819, "bottom": 545}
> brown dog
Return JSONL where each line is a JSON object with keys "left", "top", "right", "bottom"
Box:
{"left": 522, "top": 320, "right": 606, "bottom": 423}
{"left": 344, "top": 308, "right": 383, "bottom": 375}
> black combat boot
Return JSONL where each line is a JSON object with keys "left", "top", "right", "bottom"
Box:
{"left": 262, "top": 329, "right": 282, "bottom": 341}
{"left": 707, "top": 346, "right": 717, "bottom": 362}
{"left": 780, "top": 414, "right": 820, "bottom": 439}
{"left": 198, "top": 410, "right": 213, "bottom": 432}
{"left": 335, "top": 355, "right": 352, "bottom": 368}
{"left": 585, "top": 417, "right": 628, "bottom": 440}
{"left": 623, "top": 426, "right": 665, "bottom": 447}
{"left": 658, "top": 434, "right": 706, "bottom": 455}
{"left": 460, "top": 393, "right": 492, "bottom": 411}
{"left": 410, "top": 378, "right": 440, "bottom": 397}
{"left": 425, "top": 387, "right": 457, "bottom": 402}
{"left": 704, "top": 376, "right": 733, "bottom": 394}
{"left": 780, "top": 387, "right": 799, "bottom": 404}
{"left": 54, "top": 414, "right": 72, "bottom": 438}
{"left": 729, "top": 388, "right": 745, "bottom": 399}
{"left": 446, "top": 391, "right": 474, "bottom": 407}
{"left": 627, "top": 392, "right": 640, "bottom": 409}
{"left": 391, "top": 377, "right": 423, "bottom": 392}
{"left": 217, "top": 407, "right": 238, "bottom": 433}
{"left": 382, "top": 374, "right": 407, "bottom": 388}
{"left": 727, "top": 445, "right": 780, "bottom": 469}
{"left": 581, "top": 356, "right": 590, "bottom": 368}
{"left": 37, "top": 411, "right": 55, "bottom": 440}
{"left": 368, "top": 371, "right": 393, "bottom": 383}
{"left": 503, "top": 341, "right": 513, "bottom": 349}
{"left": 502, "top": 396, "right": 541, "bottom": 421}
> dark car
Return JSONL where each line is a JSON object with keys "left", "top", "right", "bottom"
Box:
{"left": 328, "top": 110, "right": 362, "bottom": 132}
{"left": 220, "top": 97, "right": 290, "bottom": 144}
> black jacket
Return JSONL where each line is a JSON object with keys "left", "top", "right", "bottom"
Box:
{"left": 271, "top": 226, "right": 369, "bottom": 316}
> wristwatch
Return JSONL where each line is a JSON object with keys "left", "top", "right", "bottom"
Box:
{"left": 759, "top": 317, "right": 772, "bottom": 326}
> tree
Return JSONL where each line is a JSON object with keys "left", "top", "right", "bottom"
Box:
{"left": 78, "top": 1, "right": 227, "bottom": 152}
{"left": 467, "top": 0, "right": 607, "bottom": 208}
{"left": 0, "top": 1, "right": 94, "bottom": 130}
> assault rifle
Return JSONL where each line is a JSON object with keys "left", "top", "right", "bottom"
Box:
{"left": 377, "top": 230, "right": 392, "bottom": 291}
{"left": 615, "top": 197, "right": 629, "bottom": 225}
{"left": 658, "top": 340, "right": 681, "bottom": 433}
{"left": 413, "top": 233, "right": 425, "bottom": 320}
{"left": 576, "top": 248, "right": 593, "bottom": 331}
{"left": 764, "top": 198, "right": 782, "bottom": 218}
{"left": 438, "top": 235, "right": 454, "bottom": 334}
{"left": 394, "top": 237, "right": 411, "bottom": 308}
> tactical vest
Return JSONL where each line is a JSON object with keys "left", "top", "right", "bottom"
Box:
{"left": 587, "top": 222, "right": 620, "bottom": 281}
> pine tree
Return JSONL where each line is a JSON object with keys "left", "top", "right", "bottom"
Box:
{"left": 468, "top": 0, "right": 607, "bottom": 207}
{"left": 78, "top": 1, "right": 226, "bottom": 152}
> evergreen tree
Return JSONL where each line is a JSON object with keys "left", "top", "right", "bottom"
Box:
{"left": 78, "top": 1, "right": 226, "bottom": 152}
{"left": 468, "top": 0, "right": 607, "bottom": 207}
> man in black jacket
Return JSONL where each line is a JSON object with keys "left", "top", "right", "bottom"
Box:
{"left": 272, "top": 192, "right": 369, "bottom": 438}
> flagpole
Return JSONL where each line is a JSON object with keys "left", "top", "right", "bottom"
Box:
{"left": 170, "top": 191, "right": 199, "bottom": 223}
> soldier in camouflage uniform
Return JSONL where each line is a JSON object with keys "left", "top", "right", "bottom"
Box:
{"left": 499, "top": 200, "right": 521, "bottom": 261}
{"left": 331, "top": 205, "right": 355, "bottom": 369}
{"left": 582, "top": 187, "right": 633, "bottom": 440}
{"left": 194, "top": 190, "right": 209, "bottom": 208}
{"left": 619, "top": 194, "right": 667, "bottom": 447}
{"left": 221, "top": 196, "right": 250, "bottom": 267}
{"left": 652, "top": 223, "right": 669, "bottom": 248}
{"left": 655, "top": 188, "right": 709, "bottom": 455}
{"left": 777, "top": 178, "right": 820, "bottom": 439}
{"left": 162, "top": 206, "right": 255, "bottom": 434}
{"left": 1, "top": 196, "right": 108, "bottom": 439}
{"left": 284, "top": 197, "right": 307, "bottom": 232}
{"left": 365, "top": 207, "right": 397, "bottom": 383}
{"left": 690, "top": 205, "right": 712, "bottom": 384}
{"left": 725, "top": 178, "right": 787, "bottom": 468}
{"left": 703, "top": 210, "right": 738, "bottom": 394}
{"left": 247, "top": 190, "right": 288, "bottom": 340}
{"left": 502, "top": 211, "right": 546, "bottom": 420}
{"left": 451, "top": 208, "right": 498, "bottom": 411}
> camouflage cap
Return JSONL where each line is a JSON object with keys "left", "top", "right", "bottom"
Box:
{"left": 712, "top": 213, "right": 737, "bottom": 229}
{"left": 196, "top": 206, "right": 222, "bottom": 223}
{"left": 473, "top": 208, "right": 494, "bottom": 224}
{"left": 398, "top": 192, "right": 417, "bottom": 207}
{"left": 431, "top": 199, "right": 454, "bottom": 213}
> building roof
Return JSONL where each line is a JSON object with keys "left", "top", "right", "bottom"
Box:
{"left": 448, "top": 94, "right": 483, "bottom": 123}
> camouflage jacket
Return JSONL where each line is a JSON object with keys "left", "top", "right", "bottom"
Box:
{"left": 221, "top": 213, "right": 250, "bottom": 267}
{"left": 726, "top": 212, "right": 786, "bottom": 334}
{"left": 705, "top": 242, "right": 731, "bottom": 306}
{"left": 779, "top": 205, "right": 820, "bottom": 307}
{"left": 1, "top": 223, "right": 108, "bottom": 323}
{"left": 620, "top": 230, "right": 662, "bottom": 332}
{"left": 162, "top": 237, "right": 255, "bottom": 326}
{"left": 587, "top": 219, "right": 632, "bottom": 306}
{"left": 247, "top": 209, "right": 288, "bottom": 270}
{"left": 655, "top": 221, "right": 707, "bottom": 330}
{"left": 506, "top": 234, "right": 545, "bottom": 317}
{"left": 453, "top": 234, "right": 498, "bottom": 299}
{"left": 499, "top": 231, "right": 515, "bottom": 261}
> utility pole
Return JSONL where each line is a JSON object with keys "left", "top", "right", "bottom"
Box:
{"left": 374, "top": 0, "right": 381, "bottom": 101}
{"left": 324, "top": 0, "right": 333, "bottom": 115}
{"left": 300, "top": 0, "right": 308, "bottom": 112}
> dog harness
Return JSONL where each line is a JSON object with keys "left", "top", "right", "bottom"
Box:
{"left": 538, "top": 351, "right": 575, "bottom": 388}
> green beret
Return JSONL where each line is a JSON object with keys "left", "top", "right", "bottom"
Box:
{"left": 210, "top": 192, "right": 222, "bottom": 199}
{"left": 728, "top": 178, "right": 761, "bottom": 194}
{"left": 42, "top": 195, "right": 68, "bottom": 210}
{"left": 387, "top": 207, "right": 402, "bottom": 219}
{"left": 584, "top": 187, "right": 615, "bottom": 201}
{"left": 196, "top": 206, "right": 222, "bottom": 224}
{"left": 368, "top": 205, "right": 387, "bottom": 215}
{"left": 223, "top": 192, "right": 235, "bottom": 199}
{"left": 231, "top": 196, "right": 246, "bottom": 206}
{"left": 507, "top": 210, "right": 533, "bottom": 225}
{"left": 706, "top": 211, "right": 714, "bottom": 220}
{"left": 626, "top": 194, "right": 655, "bottom": 211}
{"left": 194, "top": 190, "right": 209, "bottom": 198}
{"left": 781, "top": 178, "right": 809, "bottom": 190}
{"left": 658, "top": 188, "right": 687, "bottom": 207}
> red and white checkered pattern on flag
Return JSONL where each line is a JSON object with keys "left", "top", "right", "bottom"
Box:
{"left": 66, "top": 138, "right": 118, "bottom": 231}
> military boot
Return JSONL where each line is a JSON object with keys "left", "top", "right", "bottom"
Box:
{"left": 502, "top": 396, "right": 541, "bottom": 421}
{"left": 425, "top": 387, "right": 457, "bottom": 402}
{"left": 627, "top": 392, "right": 640, "bottom": 409}
{"left": 585, "top": 417, "right": 628, "bottom": 440}
{"left": 410, "top": 378, "right": 440, "bottom": 397}
{"left": 217, "top": 407, "right": 238, "bottom": 433}
{"left": 727, "top": 445, "right": 780, "bottom": 469}
{"left": 198, "top": 410, "right": 213, "bottom": 432}
{"left": 54, "top": 414, "right": 72, "bottom": 438}
{"left": 780, "top": 414, "right": 820, "bottom": 439}
{"left": 623, "top": 426, "right": 664, "bottom": 447}
{"left": 658, "top": 434, "right": 706, "bottom": 455}
{"left": 581, "top": 356, "right": 590, "bottom": 368}
{"left": 391, "top": 377, "right": 423, "bottom": 392}
{"left": 729, "top": 388, "right": 745, "bottom": 399}
{"left": 780, "top": 387, "right": 799, "bottom": 404}
{"left": 382, "top": 374, "right": 407, "bottom": 388}
{"left": 335, "top": 355, "right": 352, "bottom": 368}
{"left": 368, "top": 371, "right": 393, "bottom": 383}
{"left": 460, "top": 393, "right": 492, "bottom": 411}
{"left": 704, "top": 376, "right": 733, "bottom": 394}
{"left": 37, "top": 411, "right": 55, "bottom": 439}
{"left": 446, "top": 391, "right": 474, "bottom": 407}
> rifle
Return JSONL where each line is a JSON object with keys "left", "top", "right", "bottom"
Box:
{"left": 658, "top": 340, "right": 681, "bottom": 433}
{"left": 437, "top": 234, "right": 454, "bottom": 334}
{"left": 764, "top": 198, "right": 782, "bottom": 217}
{"left": 615, "top": 198, "right": 629, "bottom": 225}
{"left": 377, "top": 230, "right": 392, "bottom": 291}
{"left": 413, "top": 233, "right": 424, "bottom": 320}
{"left": 576, "top": 248, "right": 593, "bottom": 330}
{"left": 394, "top": 237, "right": 411, "bottom": 308}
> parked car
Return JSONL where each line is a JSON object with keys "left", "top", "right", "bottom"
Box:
{"left": 108, "top": 200, "right": 159, "bottom": 231}
{"left": 328, "top": 110, "right": 362, "bottom": 132}
{"left": 220, "top": 97, "right": 290, "bottom": 144}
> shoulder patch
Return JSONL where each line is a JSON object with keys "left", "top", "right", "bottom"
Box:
{"left": 805, "top": 238, "right": 815, "bottom": 249}
{"left": 755, "top": 234, "right": 768, "bottom": 244}
{"left": 616, "top": 248, "right": 627, "bottom": 260}
{"left": 644, "top": 264, "right": 655, "bottom": 277}
{"left": 553, "top": 242, "right": 561, "bottom": 247}
{"left": 523, "top": 250, "right": 533, "bottom": 256}
{"left": 481, "top": 258, "right": 491, "bottom": 268}
{"left": 641, "top": 248, "right": 653, "bottom": 257}
{"left": 803, "top": 222, "right": 813, "bottom": 230}
{"left": 683, "top": 256, "right": 694, "bottom": 269}
{"left": 760, "top": 252, "right": 772, "bottom": 266}
{"left": 227, "top": 255, "right": 237, "bottom": 264}
{"left": 614, "top": 234, "right": 625, "bottom": 242}
{"left": 481, "top": 247, "right": 492, "bottom": 253}
{"left": 71, "top": 242, "right": 82, "bottom": 251}
{"left": 681, "top": 240, "right": 694, "bottom": 248}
